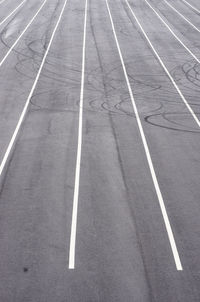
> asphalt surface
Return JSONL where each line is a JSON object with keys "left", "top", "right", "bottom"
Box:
{"left": 0, "top": 0, "right": 200, "bottom": 300}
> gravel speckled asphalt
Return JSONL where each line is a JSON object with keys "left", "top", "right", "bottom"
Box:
{"left": 0, "top": 0, "right": 200, "bottom": 300}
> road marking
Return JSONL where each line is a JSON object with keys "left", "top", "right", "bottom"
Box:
{"left": 0, "top": 0, "right": 68, "bottom": 176}
{"left": 68, "top": 0, "right": 88, "bottom": 270}
{"left": 126, "top": 1, "right": 200, "bottom": 126}
{"left": 0, "top": 0, "right": 7, "bottom": 4}
{"left": 0, "top": 0, "right": 27, "bottom": 27}
{"left": 0, "top": 0, "right": 48, "bottom": 68}
{"left": 144, "top": 0, "right": 200, "bottom": 64}
{"left": 105, "top": 0, "right": 183, "bottom": 271}
{"left": 181, "top": 0, "right": 200, "bottom": 14}
{"left": 164, "top": 0, "right": 200, "bottom": 33}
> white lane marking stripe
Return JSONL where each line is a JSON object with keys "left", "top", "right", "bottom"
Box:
{"left": 106, "top": 0, "right": 183, "bottom": 271}
{"left": 0, "top": 0, "right": 48, "bottom": 68}
{"left": 126, "top": 1, "right": 200, "bottom": 125}
{"left": 144, "top": 0, "right": 200, "bottom": 64}
{"left": 0, "top": 0, "right": 7, "bottom": 4}
{"left": 164, "top": 0, "right": 200, "bottom": 33}
{"left": 0, "top": 0, "right": 68, "bottom": 174}
{"left": 68, "top": 0, "right": 88, "bottom": 270}
{"left": 0, "top": 0, "right": 27, "bottom": 27}
{"left": 181, "top": 0, "right": 200, "bottom": 14}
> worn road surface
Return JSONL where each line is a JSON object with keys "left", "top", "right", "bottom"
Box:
{"left": 0, "top": 0, "right": 200, "bottom": 300}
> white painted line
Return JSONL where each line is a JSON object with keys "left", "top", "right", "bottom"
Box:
{"left": 0, "top": 0, "right": 68, "bottom": 176}
{"left": 0, "top": 0, "right": 48, "bottom": 68}
{"left": 181, "top": 0, "right": 200, "bottom": 14}
{"left": 164, "top": 0, "right": 200, "bottom": 33}
{"left": 0, "top": 0, "right": 7, "bottom": 4}
{"left": 68, "top": 0, "right": 88, "bottom": 270}
{"left": 106, "top": 0, "right": 183, "bottom": 271}
{"left": 0, "top": 0, "right": 26, "bottom": 27}
{"left": 126, "top": 1, "right": 200, "bottom": 127}
{"left": 144, "top": 0, "right": 200, "bottom": 64}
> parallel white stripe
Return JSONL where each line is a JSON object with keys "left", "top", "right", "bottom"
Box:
{"left": 106, "top": 0, "right": 183, "bottom": 270}
{"left": 144, "top": 0, "right": 200, "bottom": 63}
{"left": 0, "top": 0, "right": 26, "bottom": 27}
{"left": 0, "top": 0, "right": 7, "bottom": 4}
{"left": 0, "top": 0, "right": 48, "bottom": 68}
{"left": 68, "top": 0, "right": 88, "bottom": 270}
{"left": 0, "top": 0, "right": 68, "bottom": 176}
{"left": 164, "top": 0, "right": 200, "bottom": 33}
{"left": 181, "top": 0, "right": 200, "bottom": 14}
{"left": 126, "top": 1, "right": 200, "bottom": 127}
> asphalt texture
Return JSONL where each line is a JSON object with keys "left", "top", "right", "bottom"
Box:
{"left": 0, "top": 0, "right": 200, "bottom": 301}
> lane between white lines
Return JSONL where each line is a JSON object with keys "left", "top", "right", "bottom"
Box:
{"left": 164, "top": 0, "right": 200, "bottom": 33}
{"left": 181, "top": 0, "right": 200, "bottom": 15}
{"left": 0, "top": 0, "right": 68, "bottom": 182}
{"left": 0, "top": 0, "right": 48, "bottom": 68}
{"left": 144, "top": 0, "right": 200, "bottom": 63}
{"left": 105, "top": 0, "right": 183, "bottom": 271}
{"left": 0, "top": 0, "right": 27, "bottom": 27}
{"left": 68, "top": 0, "right": 88, "bottom": 270}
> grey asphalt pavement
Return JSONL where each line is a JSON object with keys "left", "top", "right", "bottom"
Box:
{"left": 0, "top": 0, "right": 200, "bottom": 301}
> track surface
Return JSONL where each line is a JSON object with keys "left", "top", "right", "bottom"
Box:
{"left": 0, "top": 0, "right": 200, "bottom": 300}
